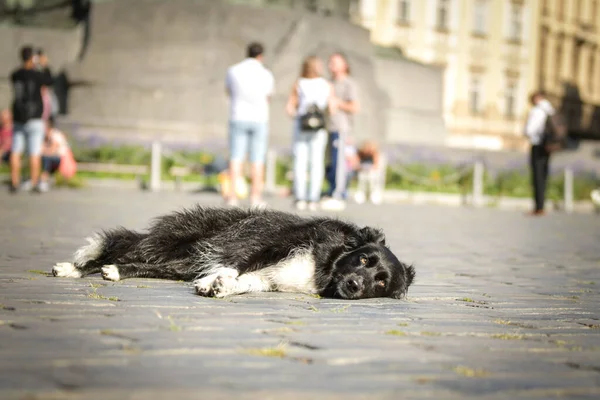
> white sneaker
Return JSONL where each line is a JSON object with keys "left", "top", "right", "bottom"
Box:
{"left": 225, "top": 198, "right": 239, "bottom": 207}
{"left": 308, "top": 202, "right": 319, "bottom": 212}
{"left": 250, "top": 199, "right": 267, "bottom": 210}
{"left": 320, "top": 198, "right": 346, "bottom": 211}
{"left": 370, "top": 192, "right": 382, "bottom": 205}
{"left": 354, "top": 191, "right": 366, "bottom": 204}
{"left": 591, "top": 189, "right": 600, "bottom": 206}
{"left": 295, "top": 200, "right": 307, "bottom": 211}
{"left": 38, "top": 181, "right": 50, "bottom": 193}
{"left": 21, "top": 180, "right": 33, "bottom": 191}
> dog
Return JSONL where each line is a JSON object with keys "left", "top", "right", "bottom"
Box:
{"left": 52, "top": 206, "right": 415, "bottom": 300}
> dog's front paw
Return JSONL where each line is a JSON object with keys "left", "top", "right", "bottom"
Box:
{"left": 52, "top": 262, "right": 82, "bottom": 278}
{"left": 194, "top": 275, "right": 216, "bottom": 297}
{"left": 101, "top": 265, "right": 120, "bottom": 282}
{"left": 210, "top": 273, "right": 238, "bottom": 298}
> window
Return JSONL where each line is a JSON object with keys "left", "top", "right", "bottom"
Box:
{"left": 542, "top": 0, "right": 549, "bottom": 16}
{"left": 555, "top": 38, "right": 563, "bottom": 85}
{"left": 469, "top": 75, "right": 483, "bottom": 115}
{"left": 505, "top": 82, "right": 517, "bottom": 118}
{"left": 589, "top": 52, "right": 596, "bottom": 96}
{"left": 473, "top": 0, "right": 488, "bottom": 35}
{"left": 558, "top": 0, "right": 565, "bottom": 21}
{"left": 573, "top": 41, "right": 582, "bottom": 85}
{"left": 437, "top": 0, "right": 450, "bottom": 30}
{"left": 575, "top": 0, "right": 583, "bottom": 21}
{"left": 508, "top": 3, "right": 523, "bottom": 41}
{"left": 397, "top": 0, "right": 410, "bottom": 24}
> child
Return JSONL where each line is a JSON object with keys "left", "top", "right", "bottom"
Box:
{"left": 354, "top": 140, "right": 385, "bottom": 205}
{"left": 39, "top": 117, "right": 69, "bottom": 192}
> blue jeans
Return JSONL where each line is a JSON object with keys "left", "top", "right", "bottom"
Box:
{"left": 326, "top": 131, "right": 348, "bottom": 198}
{"left": 293, "top": 129, "right": 327, "bottom": 202}
{"left": 228, "top": 120, "right": 269, "bottom": 164}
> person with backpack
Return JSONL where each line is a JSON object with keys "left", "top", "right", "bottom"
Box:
{"left": 286, "top": 55, "right": 335, "bottom": 211}
{"left": 9, "top": 45, "right": 53, "bottom": 193}
{"left": 524, "top": 91, "right": 565, "bottom": 216}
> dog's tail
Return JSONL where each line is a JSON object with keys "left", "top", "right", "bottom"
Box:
{"left": 74, "top": 227, "right": 147, "bottom": 269}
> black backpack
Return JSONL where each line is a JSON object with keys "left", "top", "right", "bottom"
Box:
{"left": 542, "top": 110, "right": 568, "bottom": 152}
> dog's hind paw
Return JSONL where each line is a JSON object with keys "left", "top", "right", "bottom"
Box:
{"left": 101, "top": 265, "right": 120, "bottom": 282}
{"left": 52, "top": 262, "right": 82, "bottom": 278}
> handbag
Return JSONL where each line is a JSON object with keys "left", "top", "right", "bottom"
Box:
{"left": 59, "top": 148, "right": 78, "bottom": 179}
{"left": 299, "top": 104, "right": 326, "bottom": 132}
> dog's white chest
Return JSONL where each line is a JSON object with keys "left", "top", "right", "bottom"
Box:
{"left": 259, "top": 252, "right": 317, "bottom": 293}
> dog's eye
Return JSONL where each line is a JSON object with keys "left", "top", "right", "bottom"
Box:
{"left": 377, "top": 280, "right": 386, "bottom": 287}
{"left": 359, "top": 254, "right": 368, "bottom": 265}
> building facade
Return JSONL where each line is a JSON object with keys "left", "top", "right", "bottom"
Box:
{"left": 537, "top": 0, "right": 600, "bottom": 135}
{"left": 352, "top": 0, "right": 540, "bottom": 151}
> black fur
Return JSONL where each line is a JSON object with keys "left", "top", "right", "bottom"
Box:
{"left": 55, "top": 206, "right": 415, "bottom": 299}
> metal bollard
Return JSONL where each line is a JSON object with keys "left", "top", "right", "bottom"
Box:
{"left": 150, "top": 141, "right": 161, "bottom": 192}
{"left": 564, "top": 167, "right": 573, "bottom": 214}
{"left": 472, "top": 161, "right": 484, "bottom": 207}
{"left": 265, "top": 149, "right": 276, "bottom": 195}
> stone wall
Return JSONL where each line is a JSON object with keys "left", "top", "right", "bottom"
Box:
{"left": 0, "top": 0, "right": 449, "bottom": 151}
{"left": 0, "top": 24, "right": 82, "bottom": 109}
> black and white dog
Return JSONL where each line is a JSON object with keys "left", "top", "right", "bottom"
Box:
{"left": 52, "top": 206, "right": 415, "bottom": 300}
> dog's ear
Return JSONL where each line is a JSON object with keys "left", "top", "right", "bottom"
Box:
{"left": 345, "top": 227, "right": 386, "bottom": 249}
{"left": 391, "top": 264, "right": 416, "bottom": 299}
{"left": 359, "top": 227, "right": 386, "bottom": 245}
{"left": 405, "top": 264, "right": 416, "bottom": 288}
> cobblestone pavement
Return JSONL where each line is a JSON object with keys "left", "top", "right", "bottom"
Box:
{"left": 0, "top": 188, "right": 599, "bottom": 400}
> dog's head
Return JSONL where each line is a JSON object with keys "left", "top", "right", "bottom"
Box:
{"left": 328, "top": 227, "right": 415, "bottom": 300}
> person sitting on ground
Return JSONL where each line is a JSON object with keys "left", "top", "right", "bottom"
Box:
{"left": 354, "top": 140, "right": 385, "bottom": 205}
{"left": 0, "top": 109, "right": 12, "bottom": 165}
{"left": 325, "top": 137, "right": 360, "bottom": 200}
{"left": 38, "top": 117, "right": 69, "bottom": 192}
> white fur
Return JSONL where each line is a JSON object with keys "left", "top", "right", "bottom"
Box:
{"left": 101, "top": 265, "right": 120, "bottom": 282}
{"left": 260, "top": 251, "right": 317, "bottom": 293}
{"left": 52, "top": 262, "right": 82, "bottom": 278}
{"left": 195, "top": 251, "right": 317, "bottom": 298}
{"left": 73, "top": 235, "right": 103, "bottom": 266}
{"left": 194, "top": 267, "right": 239, "bottom": 296}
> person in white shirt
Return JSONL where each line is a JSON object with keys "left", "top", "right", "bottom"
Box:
{"left": 286, "top": 56, "right": 335, "bottom": 211}
{"left": 225, "top": 42, "right": 275, "bottom": 207}
{"left": 524, "top": 91, "right": 555, "bottom": 216}
{"left": 38, "top": 117, "right": 69, "bottom": 192}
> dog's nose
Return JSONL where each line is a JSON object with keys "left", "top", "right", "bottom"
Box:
{"left": 346, "top": 278, "right": 361, "bottom": 293}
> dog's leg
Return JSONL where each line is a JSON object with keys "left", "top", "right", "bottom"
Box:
{"left": 101, "top": 262, "right": 197, "bottom": 282}
{"left": 53, "top": 235, "right": 105, "bottom": 278}
{"left": 200, "top": 271, "right": 272, "bottom": 298}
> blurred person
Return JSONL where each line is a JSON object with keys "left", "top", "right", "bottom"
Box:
{"left": 35, "top": 117, "right": 70, "bottom": 192}
{"left": 321, "top": 52, "right": 359, "bottom": 211}
{"left": 325, "top": 136, "right": 360, "bottom": 200}
{"left": 9, "top": 45, "right": 53, "bottom": 193}
{"left": 0, "top": 109, "right": 13, "bottom": 165}
{"left": 36, "top": 49, "right": 58, "bottom": 123}
{"left": 524, "top": 91, "right": 555, "bottom": 216}
{"left": 225, "top": 42, "right": 275, "bottom": 207}
{"left": 286, "top": 55, "right": 335, "bottom": 211}
{"left": 354, "top": 140, "right": 385, "bottom": 205}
